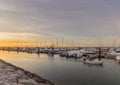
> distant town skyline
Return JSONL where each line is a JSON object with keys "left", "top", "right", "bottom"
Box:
{"left": 0, "top": 0, "right": 120, "bottom": 46}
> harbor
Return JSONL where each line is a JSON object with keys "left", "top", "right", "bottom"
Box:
{"left": 0, "top": 46, "right": 117, "bottom": 59}
{"left": 0, "top": 50, "right": 120, "bottom": 85}
{"left": 0, "top": 0, "right": 120, "bottom": 85}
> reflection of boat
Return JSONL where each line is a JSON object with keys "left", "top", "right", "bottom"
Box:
{"left": 84, "top": 59, "right": 103, "bottom": 65}
{"left": 116, "top": 56, "right": 120, "bottom": 63}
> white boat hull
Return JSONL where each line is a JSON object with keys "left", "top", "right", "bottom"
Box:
{"left": 84, "top": 59, "right": 103, "bottom": 65}
{"left": 116, "top": 56, "right": 120, "bottom": 63}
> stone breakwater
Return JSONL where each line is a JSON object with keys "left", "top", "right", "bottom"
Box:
{"left": 0, "top": 59, "right": 55, "bottom": 85}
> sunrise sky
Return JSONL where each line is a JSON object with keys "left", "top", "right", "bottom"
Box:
{"left": 0, "top": 0, "right": 120, "bottom": 46}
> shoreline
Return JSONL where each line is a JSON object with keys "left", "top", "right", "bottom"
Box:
{"left": 0, "top": 59, "right": 55, "bottom": 85}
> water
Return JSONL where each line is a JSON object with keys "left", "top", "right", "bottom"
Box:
{"left": 0, "top": 51, "right": 120, "bottom": 85}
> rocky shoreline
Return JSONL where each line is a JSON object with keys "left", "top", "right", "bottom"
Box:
{"left": 0, "top": 59, "right": 55, "bottom": 85}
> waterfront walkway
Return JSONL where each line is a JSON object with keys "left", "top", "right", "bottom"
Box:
{"left": 0, "top": 59, "right": 54, "bottom": 85}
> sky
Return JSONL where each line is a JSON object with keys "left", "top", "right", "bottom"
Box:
{"left": 0, "top": 0, "right": 120, "bottom": 46}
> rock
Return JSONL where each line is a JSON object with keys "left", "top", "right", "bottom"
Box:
{"left": 0, "top": 59, "right": 54, "bottom": 85}
{"left": 37, "top": 83, "right": 50, "bottom": 85}
{"left": 18, "top": 79, "right": 37, "bottom": 85}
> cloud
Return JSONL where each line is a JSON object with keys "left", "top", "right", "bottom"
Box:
{"left": 0, "top": 32, "right": 47, "bottom": 42}
{"left": 0, "top": 0, "right": 120, "bottom": 45}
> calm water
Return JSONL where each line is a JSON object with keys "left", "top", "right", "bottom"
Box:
{"left": 0, "top": 51, "right": 120, "bottom": 85}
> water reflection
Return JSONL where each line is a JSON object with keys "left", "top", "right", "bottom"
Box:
{"left": 37, "top": 53, "right": 40, "bottom": 59}
{"left": 48, "top": 53, "right": 54, "bottom": 57}
{"left": 0, "top": 51, "right": 119, "bottom": 85}
{"left": 83, "top": 63, "right": 104, "bottom": 68}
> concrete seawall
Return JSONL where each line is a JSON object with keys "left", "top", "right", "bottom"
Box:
{"left": 0, "top": 59, "right": 55, "bottom": 85}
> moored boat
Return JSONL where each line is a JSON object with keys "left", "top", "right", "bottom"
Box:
{"left": 116, "top": 56, "right": 120, "bottom": 63}
{"left": 84, "top": 59, "right": 103, "bottom": 65}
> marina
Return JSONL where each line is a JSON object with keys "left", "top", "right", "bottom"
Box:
{"left": 0, "top": 47, "right": 120, "bottom": 85}
{"left": 0, "top": 0, "right": 120, "bottom": 85}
